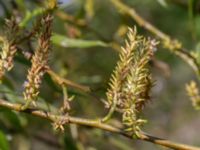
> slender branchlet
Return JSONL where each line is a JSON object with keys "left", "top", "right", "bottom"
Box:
{"left": 110, "top": 0, "right": 200, "bottom": 79}
{"left": 52, "top": 86, "right": 74, "bottom": 132}
{"left": 0, "top": 18, "right": 19, "bottom": 80}
{"left": 105, "top": 27, "right": 158, "bottom": 137}
{"left": 163, "top": 38, "right": 182, "bottom": 52}
{"left": 186, "top": 81, "right": 200, "bottom": 110}
{"left": 22, "top": 14, "right": 53, "bottom": 109}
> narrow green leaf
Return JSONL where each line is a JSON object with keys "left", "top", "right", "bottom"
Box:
{"left": 188, "top": 0, "right": 198, "bottom": 37}
{"left": 84, "top": 0, "right": 95, "bottom": 19}
{"left": 15, "top": 0, "right": 26, "bottom": 12}
{"left": 0, "top": 130, "right": 10, "bottom": 150}
{"left": 51, "top": 34, "right": 108, "bottom": 48}
{"left": 0, "top": 85, "right": 22, "bottom": 103}
{"left": 19, "top": 8, "right": 44, "bottom": 28}
{"left": 157, "top": 0, "right": 168, "bottom": 8}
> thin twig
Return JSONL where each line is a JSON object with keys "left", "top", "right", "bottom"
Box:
{"left": 0, "top": 99, "right": 199, "bottom": 150}
{"left": 17, "top": 49, "right": 90, "bottom": 93}
{"left": 110, "top": 0, "right": 200, "bottom": 77}
{"left": 46, "top": 69, "right": 90, "bottom": 92}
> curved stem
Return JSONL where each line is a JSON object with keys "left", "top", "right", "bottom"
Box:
{"left": 102, "top": 93, "right": 118, "bottom": 122}
{"left": 0, "top": 99, "right": 199, "bottom": 150}
{"left": 110, "top": 0, "right": 200, "bottom": 77}
{"left": 46, "top": 69, "right": 90, "bottom": 92}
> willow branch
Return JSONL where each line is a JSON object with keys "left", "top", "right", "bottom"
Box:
{"left": 0, "top": 99, "right": 199, "bottom": 150}
{"left": 110, "top": 0, "right": 200, "bottom": 76}
{"left": 46, "top": 68, "right": 90, "bottom": 92}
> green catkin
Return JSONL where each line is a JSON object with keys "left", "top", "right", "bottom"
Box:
{"left": 106, "top": 27, "right": 158, "bottom": 137}
{"left": 186, "top": 81, "right": 200, "bottom": 110}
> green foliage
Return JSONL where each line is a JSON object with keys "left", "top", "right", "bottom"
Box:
{"left": 52, "top": 33, "right": 108, "bottom": 48}
{"left": 0, "top": 130, "right": 10, "bottom": 150}
{"left": 19, "top": 8, "right": 44, "bottom": 28}
{"left": 157, "top": 0, "right": 168, "bottom": 8}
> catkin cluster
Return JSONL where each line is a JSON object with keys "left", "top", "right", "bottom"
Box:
{"left": 0, "top": 19, "right": 18, "bottom": 79}
{"left": 106, "top": 28, "right": 157, "bottom": 137}
{"left": 23, "top": 14, "right": 53, "bottom": 104}
{"left": 186, "top": 81, "right": 200, "bottom": 110}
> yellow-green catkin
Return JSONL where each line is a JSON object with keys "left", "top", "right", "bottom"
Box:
{"left": 106, "top": 27, "right": 141, "bottom": 109}
{"left": 122, "top": 37, "right": 157, "bottom": 137}
{"left": 186, "top": 81, "right": 200, "bottom": 110}
{"left": 106, "top": 27, "right": 158, "bottom": 137}
{"left": 23, "top": 14, "right": 53, "bottom": 105}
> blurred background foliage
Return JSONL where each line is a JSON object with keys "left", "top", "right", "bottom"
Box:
{"left": 0, "top": 0, "right": 200, "bottom": 149}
